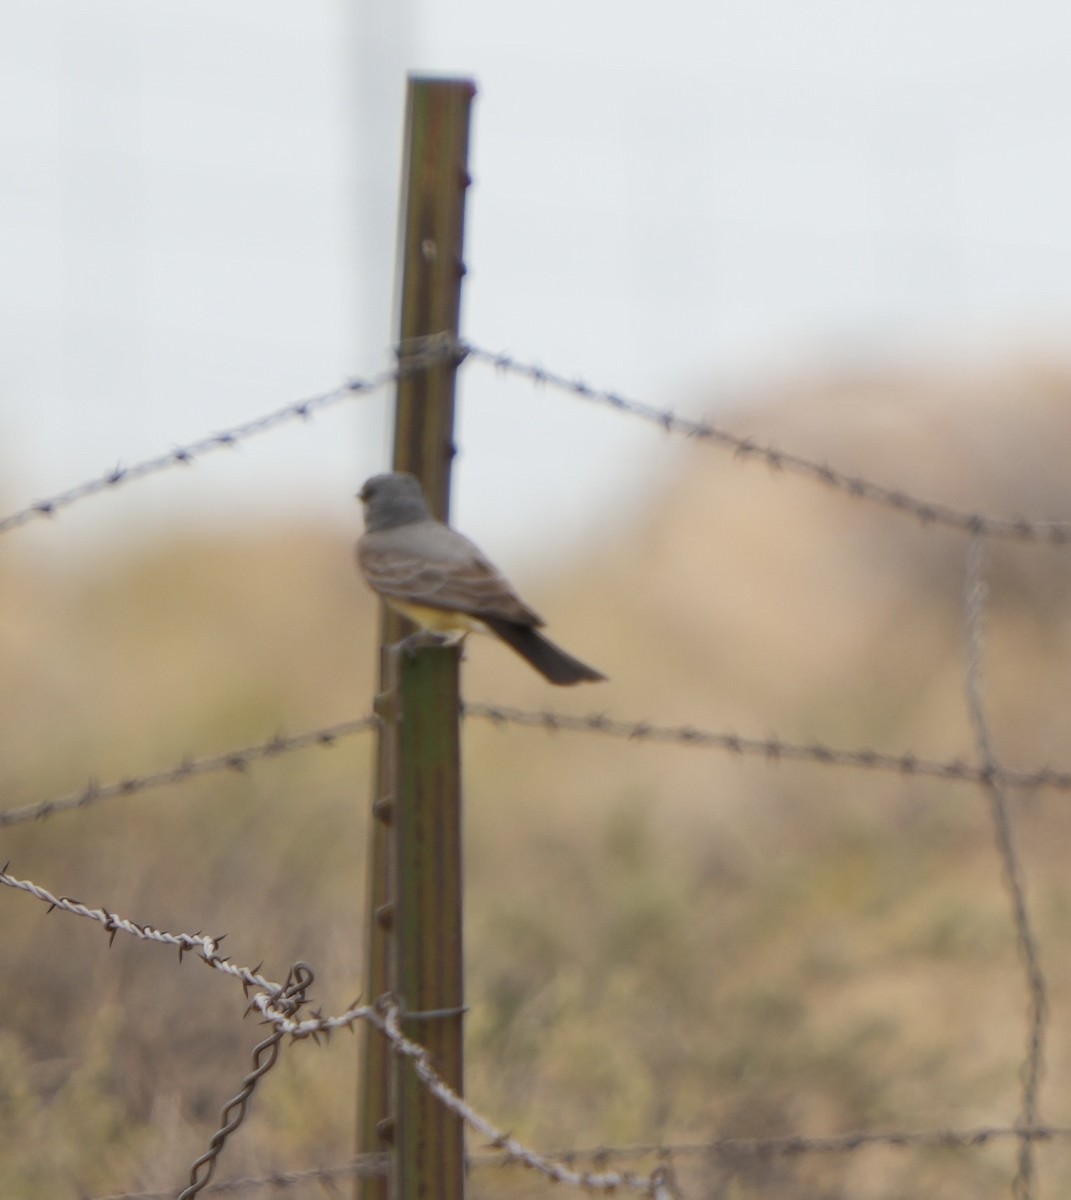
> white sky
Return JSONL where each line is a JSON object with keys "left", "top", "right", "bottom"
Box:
{"left": 3, "top": 1, "right": 1071, "bottom": 565}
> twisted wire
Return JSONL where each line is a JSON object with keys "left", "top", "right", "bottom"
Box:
{"left": 179, "top": 964, "right": 315, "bottom": 1199}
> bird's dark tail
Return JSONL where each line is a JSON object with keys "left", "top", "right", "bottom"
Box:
{"left": 482, "top": 618, "right": 606, "bottom": 686}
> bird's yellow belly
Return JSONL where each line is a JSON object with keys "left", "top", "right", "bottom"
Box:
{"left": 386, "top": 600, "right": 489, "bottom": 635}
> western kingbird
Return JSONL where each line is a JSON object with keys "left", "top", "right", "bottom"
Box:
{"left": 357, "top": 472, "right": 606, "bottom": 686}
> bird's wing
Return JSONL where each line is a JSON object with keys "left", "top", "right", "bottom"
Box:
{"left": 358, "top": 524, "right": 543, "bottom": 627}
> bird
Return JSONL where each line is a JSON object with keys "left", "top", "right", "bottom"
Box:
{"left": 356, "top": 472, "right": 606, "bottom": 686}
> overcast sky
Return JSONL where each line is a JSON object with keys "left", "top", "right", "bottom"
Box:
{"left": 3, "top": 1, "right": 1071, "bottom": 564}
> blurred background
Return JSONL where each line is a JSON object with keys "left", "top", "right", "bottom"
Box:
{"left": 4, "top": 2, "right": 1071, "bottom": 1197}
{"left": 5, "top": 0, "right": 1071, "bottom": 554}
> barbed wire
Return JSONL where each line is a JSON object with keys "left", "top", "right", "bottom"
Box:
{"left": 963, "top": 536, "right": 1048, "bottom": 1200}
{"left": 0, "top": 866, "right": 668, "bottom": 1197}
{"left": 8, "top": 703, "right": 1071, "bottom": 833}
{"left": 0, "top": 340, "right": 459, "bottom": 536}
{"left": 93, "top": 1156, "right": 389, "bottom": 1200}
{"left": 470, "top": 1124, "right": 1071, "bottom": 1162}
{"left": 458, "top": 338, "right": 1071, "bottom": 544}
{"left": 89, "top": 1122, "right": 1071, "bottom": 1200}
{"left": 6, "top": 333, "right": 1071, "bottom": 548}
{"left": 360, "top": 1000, "right": 671, "bottom": 1197}
{"left": 180, "top": 964, "right": 315, "bottom": 1200}
{"left": 243, "top": 995, "right": 675, "bottom": 1196}
{"left": 464, "top": 703, "right": 1071, "bottom": 791}
{"left": 94, "top": 1157, "right": 388, "bottom": 1200}
{"left": 0, "top": 867, "right": 284, "bottom": 994}
{"left": 0, "top": 716, "right": 380, "bottom": 827}
{"left": 0, "top": 865, "right": 662, "bottom": 1197}
{"left": 5, "top": 861, "right": 1067, "bottom": 1199}
{"left": 249, "top": 982, "right": 1071, "bottom": 1198}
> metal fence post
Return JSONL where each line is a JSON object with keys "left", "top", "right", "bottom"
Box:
{"left": 357, "top": 74, "right": 475, "bottom": 1200}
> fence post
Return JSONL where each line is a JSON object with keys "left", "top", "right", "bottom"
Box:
{"left": 357, "top": 74, "right": 475, "bottom": 1200}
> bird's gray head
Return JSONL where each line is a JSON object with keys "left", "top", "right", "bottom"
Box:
{"left": 358, "top": 472, "right": 433, "bottom": 532}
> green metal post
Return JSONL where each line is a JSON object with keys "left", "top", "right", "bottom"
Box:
{"left": 388, "top": 643, "right": 464, "bottom": 1200}
{"left": 357, "top": 74, "right": 475, "bottom": 1200}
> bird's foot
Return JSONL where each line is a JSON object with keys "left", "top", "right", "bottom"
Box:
{"left": 398, "top": 630, "right": 466, "bottom": 660}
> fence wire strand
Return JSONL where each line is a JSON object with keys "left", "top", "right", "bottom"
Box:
{"left": 9, "top": 703, "right": 1071, "bottom": 831}
{"left": 470, "top": 1124, "right": 1071, "bottom": 1163}
{"left": 365, "top": 1000, "right": 667, "bottom": 1196}
{"left": 465, "top": 703, "right": 1071, "bottom": 791}
{"left": 0, "top": 716, "right": 380, "bottom": 827}
{"left": 457, "top": 338, "right": 1071, "bottom": 544}
{"left": 93, "top": 1155, "right": 389, "bottom": 1200}
{"left": 0, "top": 340, "right": 459, "bottom": 536}
{"left": 963, "top": 535, "right": 1048, "bottom": 1200}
